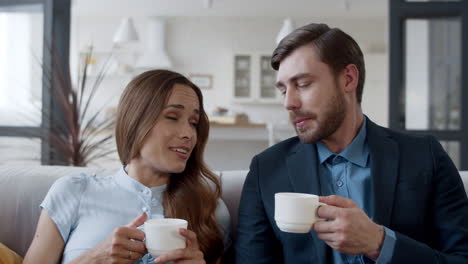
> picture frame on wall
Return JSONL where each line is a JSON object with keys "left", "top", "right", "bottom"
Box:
{"left": 189, "top": 74, "right": 212, "bottom": 89}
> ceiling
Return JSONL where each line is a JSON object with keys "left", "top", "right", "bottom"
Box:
{"left": 73, "top": 0, "right": 387, "bottom": 19}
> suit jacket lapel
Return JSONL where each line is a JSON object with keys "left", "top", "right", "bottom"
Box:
{"left": 367, "top": 119, "right": 399, "bottom": 227}
{"left": 286, "top": 142, "right": 330, "bottom": 262}
{"left": 286, "top": 143, "right": 322, "bottom": 195}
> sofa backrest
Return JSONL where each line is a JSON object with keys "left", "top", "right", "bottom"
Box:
{"left": 0, "top": 165, "right": 248, "bottom": 257}
{"left": 1, "top": 165, "right": 466, "bottom": 258}
{"left": 219, "top": 170, "right": 248, "bottom": 233}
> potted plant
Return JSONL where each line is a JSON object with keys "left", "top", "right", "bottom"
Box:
{"left": 41, "top": 46, "right": 116, "bottom": 166}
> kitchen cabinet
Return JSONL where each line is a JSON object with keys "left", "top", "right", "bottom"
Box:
{"left": 233, "top": 52, "right": 281, "bottom": 104}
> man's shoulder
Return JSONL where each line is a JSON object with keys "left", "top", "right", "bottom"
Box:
{"left": 368, "top": 120, "right": 435, "bottom": 145}
{"left": 256, "top": 136, "right": 302, "bottom": 160}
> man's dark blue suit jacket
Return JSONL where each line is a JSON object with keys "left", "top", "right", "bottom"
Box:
{"left": 235, "top": 119, "right": 468, "bottom": 263}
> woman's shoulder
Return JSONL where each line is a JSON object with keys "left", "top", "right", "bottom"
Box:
{"left": 43, "top": 173, "right": 96, "bottom": 210}
{"left": 49, "top": 172, "right": 91, "bottom": 194}
{"left": 40, "top": 170, "right": 120, "bottom": 242}
{"left": 49, "top": 169, "right": 119, "bottom": 194}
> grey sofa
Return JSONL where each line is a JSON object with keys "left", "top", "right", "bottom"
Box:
{"left": 0, "top": 165, "right": 248, "bottom": 257}
{"left": 1, "top": 165, "right": 467, "bottom": 259}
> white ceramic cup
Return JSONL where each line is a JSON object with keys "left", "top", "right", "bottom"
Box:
{"left": 143, "top": 218, "right": 188, "bottom": 257}
{"left": 274, "top": 192, "right": 326, "bottom": 233}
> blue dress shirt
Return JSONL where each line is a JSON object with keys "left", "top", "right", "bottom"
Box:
{"left": 316, "top": 117, "right": 396, "bottom": 264}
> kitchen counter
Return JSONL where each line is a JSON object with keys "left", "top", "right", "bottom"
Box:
{"left": 208, "top": 122, "right": 294, "bottom": 145}
{"left": 209, "top": 122, "right": 265, "bottom": 128}
{"left": 209, "top": 122, "right": 268, "bottom": 141}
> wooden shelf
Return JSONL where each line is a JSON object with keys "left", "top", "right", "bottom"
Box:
{"left": 209, "top": 122, "right": 266, "bottom": 128}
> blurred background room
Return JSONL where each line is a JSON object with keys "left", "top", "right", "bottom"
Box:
{"left": 0, "top": 0, "right": 466, "bottom": 171}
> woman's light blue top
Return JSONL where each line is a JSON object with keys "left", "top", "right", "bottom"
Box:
{"left": 40, "top": 167, "right": 231, "bottom": 264}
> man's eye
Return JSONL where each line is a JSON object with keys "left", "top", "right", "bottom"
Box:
{"left": 297, "top": 83, "right": 310, "bottom": 88}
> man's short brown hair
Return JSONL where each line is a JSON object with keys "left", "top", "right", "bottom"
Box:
{"left": 271, "top": 23, "right": 366, "bottom": 103}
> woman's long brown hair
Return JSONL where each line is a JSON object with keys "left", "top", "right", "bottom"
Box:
{"left": 115, "top": 70, "right": 224, "bottom": 263}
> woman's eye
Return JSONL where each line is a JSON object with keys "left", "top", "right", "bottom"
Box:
{"left": 190, "top": 119, "right": 199, "bottom": 127}
{"left": 166, "top": 116, "right": 177, "bottom": 120}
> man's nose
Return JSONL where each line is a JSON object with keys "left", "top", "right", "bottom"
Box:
{"left": 284, "top": 88, "right": 300, "bottom": 111}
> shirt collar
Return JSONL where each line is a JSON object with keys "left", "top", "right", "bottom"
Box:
{"left": 317, "top": 141, "right": 335, "bottom": 164}
{"left": 316, "top": 116, "right": 369, "bottom": 167}
{"left": 115, "top": 166, "right": 166, "bottom": 194}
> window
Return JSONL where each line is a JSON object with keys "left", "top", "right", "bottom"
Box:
{"left": 389, "top": 0, "right": 468, "bottom": 169}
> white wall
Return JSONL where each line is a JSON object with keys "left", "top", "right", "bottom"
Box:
{"left": 72, "top": 16, "right": 388, "bottom": 124}
{"left": 71, "top": 15, "right": 389, "bottom": 169}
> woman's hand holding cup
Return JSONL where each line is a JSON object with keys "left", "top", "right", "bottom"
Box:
{"left": 80, "top": 213, "right": 148, "bottom": 264}
{"left": 154, "top": 228, "right": 205, "bottom": 264}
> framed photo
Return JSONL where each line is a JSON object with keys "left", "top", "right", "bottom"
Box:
{"left": 189, "top": 74, "right": 212, "bottom": 89}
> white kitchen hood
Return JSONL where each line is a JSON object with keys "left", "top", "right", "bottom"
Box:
{"left": 136, "top": 17, "right": 172, "bottom": 69}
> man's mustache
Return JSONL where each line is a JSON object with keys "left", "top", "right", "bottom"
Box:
{"left": 289, "top": 111, "right": 317, "bottom": 121}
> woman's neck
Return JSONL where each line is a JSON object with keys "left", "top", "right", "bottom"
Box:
{"left": 125, "top": 159, "right": 170, "bottom": 188}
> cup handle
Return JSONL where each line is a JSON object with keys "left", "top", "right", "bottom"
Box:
{"left": 316, "top": 202, "right": 327, "bottom": 221}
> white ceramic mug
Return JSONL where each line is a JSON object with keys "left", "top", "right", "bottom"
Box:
{"left": 143, "top": 218, "right": 188, "bottom": 257}
{"left": 274, "top": 192, "right": 325, "bottom": 233}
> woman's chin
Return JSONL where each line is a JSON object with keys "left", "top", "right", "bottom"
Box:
{"left": 170, "top": 163, "right": 187, "bottom": 174}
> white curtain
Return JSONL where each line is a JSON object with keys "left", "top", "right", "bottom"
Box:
{"left": 0, "top": 12, "right": 42, "bottom": 126}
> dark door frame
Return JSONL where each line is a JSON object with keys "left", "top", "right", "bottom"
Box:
{"left": 389, "top": 0, "right": 468, "bottom": 169}
{"left": 0, "top": 0, "right": 71, "bottom": 164}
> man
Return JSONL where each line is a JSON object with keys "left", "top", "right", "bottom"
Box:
{"left": 235, "top": 23, "right": 468, "bottom": 263}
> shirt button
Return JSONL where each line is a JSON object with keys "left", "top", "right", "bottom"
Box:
{"left": 337, "top": 180, "right": 344, "bottom": 187}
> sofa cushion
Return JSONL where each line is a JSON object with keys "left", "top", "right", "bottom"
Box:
{"left": 0, "top": 243, "right": 23, "bottom": 264}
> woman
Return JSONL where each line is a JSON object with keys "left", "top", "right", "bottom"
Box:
{"left": 24, "top": 70, "right": 231, "bottom": 264}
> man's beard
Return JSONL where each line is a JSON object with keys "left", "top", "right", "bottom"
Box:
{"left": 290, "top": 89, "right": 346, "bottom": 144}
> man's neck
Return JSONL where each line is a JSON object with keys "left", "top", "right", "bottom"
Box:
{"left": 321, "top": 109, "right": 364, "bottom": 154}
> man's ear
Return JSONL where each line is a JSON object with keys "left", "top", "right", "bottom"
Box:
{"left": 342, "top": 64, "right": 359, "bottom": 94}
